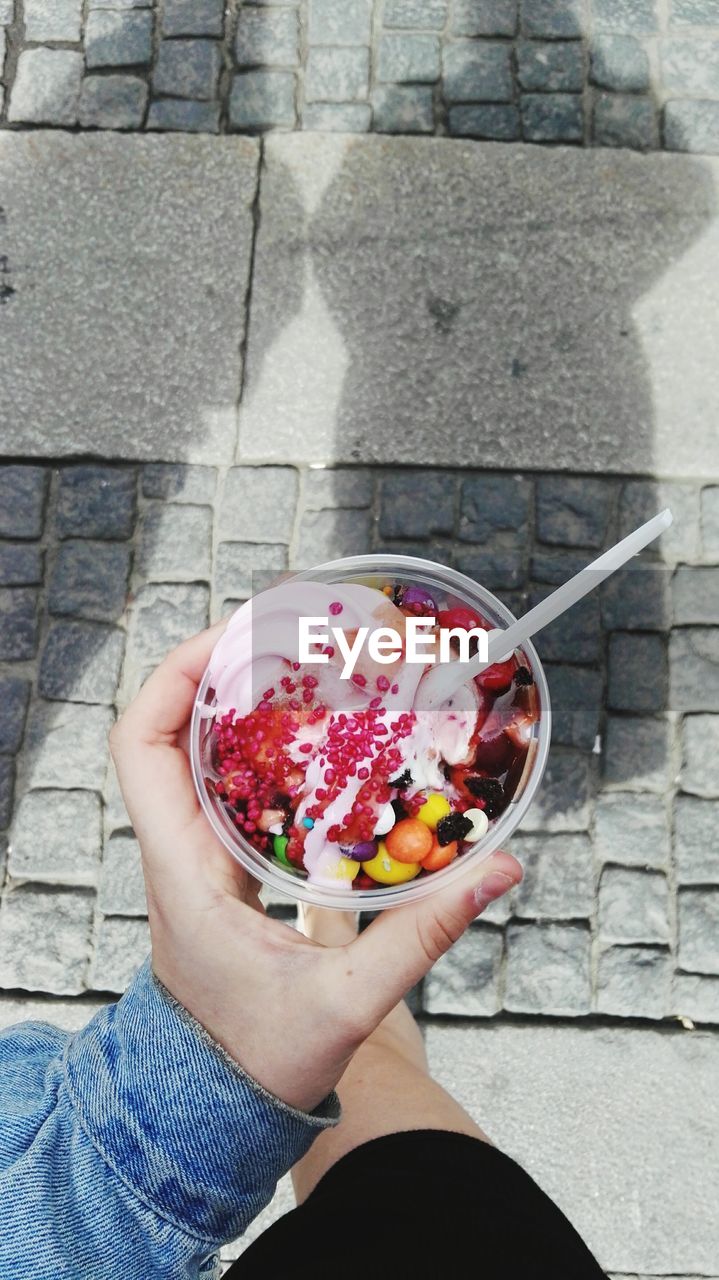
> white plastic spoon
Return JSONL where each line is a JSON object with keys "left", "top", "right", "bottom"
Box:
{"left": 417, "top": 507, "right": 673, "bottom": 710}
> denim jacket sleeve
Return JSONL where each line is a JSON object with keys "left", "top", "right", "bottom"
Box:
{"left": 0, "top": 958, "right": 340, "bottom": 1280}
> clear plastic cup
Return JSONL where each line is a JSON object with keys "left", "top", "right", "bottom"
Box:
{"left": 191, "top": 554, "right": 551, "bottom": 910}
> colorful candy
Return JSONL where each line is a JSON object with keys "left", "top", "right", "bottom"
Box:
{"left": 462, "top": 808, "right": 490, "bottom": 842}
{"left": 416, "top": 792, "right": 452, "bottom": 830}
{"left": 422, "top": 836, "right": 459, "bottom": 872}
{"left": 362, "top": 842, "right": 422, "bottom": 885}
{"left": 385, "top": 817, "right": 434, "bottom": 864}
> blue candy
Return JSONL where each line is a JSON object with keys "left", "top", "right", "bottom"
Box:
{"left": 302, "top": 816, "right": 315, "bottom": 829}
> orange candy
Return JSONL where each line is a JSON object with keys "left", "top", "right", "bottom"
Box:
{"left": 422, "top": 836, "right": 459, "bottom": 873}
{"left": 385, "top": 817, "right": 433, "bottom": 864}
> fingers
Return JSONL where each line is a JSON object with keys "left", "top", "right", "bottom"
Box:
{"left": 113, "top": 621, "right": 227, "bottom": 749}
{"left": 346, "top": 851, "right": 522, "bottom": 1029}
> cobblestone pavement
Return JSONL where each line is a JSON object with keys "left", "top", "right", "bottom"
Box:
{"left": 1, "top": 460, "right": 717, "bottom": 1024}
{"left": 1, "top": 0, "right": 719, "bottom": 150}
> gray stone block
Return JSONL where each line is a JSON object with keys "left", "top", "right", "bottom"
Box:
{"left": 214, "top": 542, "right": 287, "bottom": 601}
{"left": 521, "top": 0, "right": 582, "bottom": 37}
{"left": 141, "top": 464, "right": 216, "bottom": 505}
{"left": 88, "top": 0, "right": 152, "bottom": 6}
{"left": 0, "top": 758, "right": 14, "bottom": 829}
{"left": 600, "top": 565, "right": 672, "bottom": 632}
{"left": 25, "top": 701, "right": 114, "bottom": 793}
{"left": 459, "top": 474, "right": 530, "bottom": 543}
{"left": 522, "top": 750, "right": 592, "bottom": 833}
{"left": 0, "top": 678, "right": 30, "bottom": 755}
{"left": 304, "top": 467, "right": 373, "bottom": 510}
{"left": 384, "top": 0, "right": 446, "bottom": 27}
{"left": 671, "top": 630, "right": 719, "bottom": 713}
{"left": 56, "top": 467, "right": 136, "bottom": 541}
{"left": 39, "top": 622, "right": 125, "bottom": 705}
{"left": 670, "top": 0, "right": 717, "bottom": 20}
{"left": 0, "top": 0, "right": 12, "bottom": 20}
{"left": 590, "top": 36, "right": 650, "bottom": 92}
{"left": 0, "top": 468, "right": 48, "bottom": 540}
{"left": 608, "top": 632, "right": 667, "bottom": 714}
{"left": 662, "top": 39, "right": 719, "bottom": 96}
{"left": 88, "top": 916, "right": 150, "bottom": 993}
{"left": 125, "top": 582, "right": 208, "bottom": 677}
{"left": 537, "top": 476, "right": 613, "bottom": 550}
{"left": 521, "top": 92, "right": 583, "bottom": 141}
{"left": 162, "top": 0, "right": 224, "bottom": 37}
{"left": 48, "top": 540, "right": 130, "bottom": 622}
{"left": 2, "top": 135, "right": 254, "bottom": 461}
{"left": 242, "top": 137, "right": 719, "bottom": 477}
{"left": 232, "top": 69, "right": 297, "bottom": 127}
{"left": 296, "top": 507, "right": 372, "bottom": 563}
{"left": 8, "top": 50, "right": 83, "bottom": 125}
{"left": 153, "top": 38, "right": 221, "bottom": 100}
{"left": 674, "top": 566, "right": 719, "bottom": 625}
{"left": 79, "top": 75, "right": 148, "bottom": 129}
{"left": 220, "top": 467, "right": 298, "bottom": 543}
{"left": 424, "top": 1021, "right": 719, "bottom": 1275}
{"left": 511, "top": 832, "right": 594, "bottom": 919}
{"left": 378, "top": 34, "right": 441, "bottom": 83}
{"left": 236, "top": 9, "right": 299, "bottom": 67}
{"left": 443, "top": 39, "right": 513, "bottom": 102}
{"left": 665, "top": 99, "right": 719, "bottom": 154}
{"left": 681, "top": 714, "right": 719, "bottom": 797}
{"left": 372, "top": 84, "right": 435, "bottom": 133}
{"left": 602, "top": 716, "right": 674, "bottom": 794}
{"left": 85, "top": 9, "right": 153, "bottom": 68}
{"left": 305, "top": 46, "right": 369, "bottom": 102}
{"left": 596, "top": 945, "right": 672, "bottom": 1019}
{"left": 531, "top": 548, "right": 589, "bottom": 585}
{"left": 593, "top": 93, "right": 657, "bottom": 150}
{"left": 423, "top": 925, "right": 502, "bottom": 1015}
{"left": 544, "top": 664, "right": 602, "bottom": 749}
{"left": 517, "top": 40, "right": 584, "bottom": 92}
{"left": 595, "top": 793, "right": 670, "bottom": 869}
{"left": 0, "top": 545, "right": 43, "bottom": 587}
{"left": 308, "top": 0, "right": 371, "bottom": 44}
{"left": 599, "top": 867, "right": 670, "bottom": 944}
{"left": 137, "top": 503, "right": 213, "bottom": 583}
{"left": 674, "top": 795, "right": 719, "bottom": 884}
{"left": 24, "top": 0, "right": 82, "bottom": 41}
{"left": 379, "top": 471, "right": 455, "bottom": 538}
{"left": 455, "top": 546, "right": 524, "bottom": 591}
{"left": 505, "top": 922, "right": 591, "bottom": 1013}
{"left": 678, "top": 888, "right": 719, "bottom": 974}
{"left": 147, "top": 98, "right": 220, "bottom": 132}
{"left": 0, "top": 885, "right": 94, "bottom": 995}
{"left": 593, "top": 0, "right": 659, "bottom": 33}
{"left": 303, "top": 102, "right": 372, "bottom": 131}
{"left": 672, "top": 972, "right": 719, "bottom": 1023}
{"left": 701, "top": 486, "right": 719, "bottom": 557}
{"left": 530, "top": 589, "right": 601, "bottom": 663}
{"left": 451, "top": 0, "right": 517, "bottom": 36}
{"left": 448, "top": 103, "right": 520, "bottom": 138}
{"left": 0, "top": 588, "right": 39, "bottom": 661}
{"left": 99, "top": 832, "right": 147, "bottom": 916}
{"left": 618, "top": 481, "right": 701, "bottom": 565}
{"left": 9, "top": 789, "right": 102, "bottom": 885}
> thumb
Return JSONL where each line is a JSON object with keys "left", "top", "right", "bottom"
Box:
{"left": 346, "top": 850, "right": 522, "bottom": 1027}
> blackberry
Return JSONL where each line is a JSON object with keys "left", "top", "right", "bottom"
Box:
{"left": 465, "top": 776, "right": 505, "bottom": 819}
{"left": 436, "top": 811, "right": 473, "bottom": 846}
{"left": 514, "top": 666, "right": 534, "bottom": 686}
{"left": 391, "top": 583, "right": 406, "bottom": 608}
{"left": 389, "top": 768, "right": 413, "bottom": 789}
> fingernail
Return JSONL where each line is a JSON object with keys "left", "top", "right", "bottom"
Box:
{"left": 474, "top": 872, "right": 515, "bottom": 914}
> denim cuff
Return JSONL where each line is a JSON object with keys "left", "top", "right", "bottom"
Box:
{"left": 64, "top": 958, "right": 340, "bottom": 1242}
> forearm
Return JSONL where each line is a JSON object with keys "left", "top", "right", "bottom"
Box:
{"left": 0, "top": 960, "right": 340, "bottom": 1280}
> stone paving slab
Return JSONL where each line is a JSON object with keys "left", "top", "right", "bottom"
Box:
{"left": 0, "top": 133, "right": 257, "bottom": 462}
{"left": 239, "top": 135, "right": 719, "bottom": 477}
{"left": 424, "top": 1022, "right": 719, "bottom": 1276}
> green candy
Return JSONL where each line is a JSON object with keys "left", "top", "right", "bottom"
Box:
{"left": 273, "top": 834, "right": 290, "bottom": 866}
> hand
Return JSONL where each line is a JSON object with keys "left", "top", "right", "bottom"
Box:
{"left": 110, "top": 626, "right": 523, "bottom": 1113}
